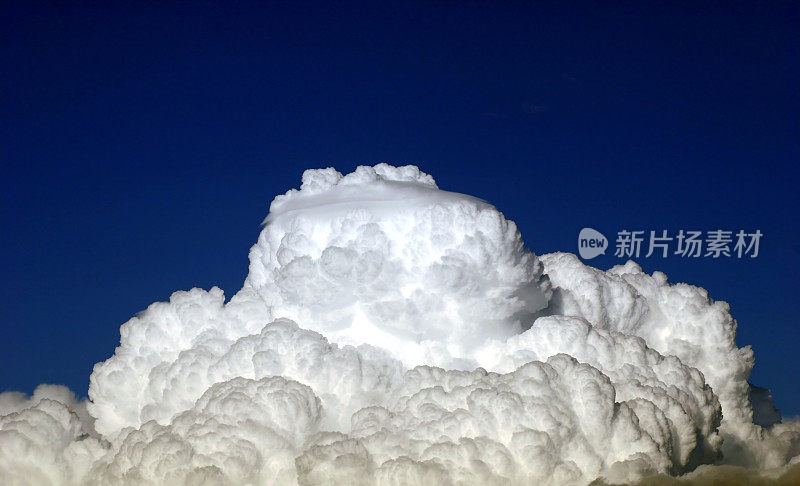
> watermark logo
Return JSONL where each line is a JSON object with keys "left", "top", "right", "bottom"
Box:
{"left": 578, "top": 228, "right": 608, "bottom": 260}
{"left": 577, "top": 229, "right": 763, "bottom": 260}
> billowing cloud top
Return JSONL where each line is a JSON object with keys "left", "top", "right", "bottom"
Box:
{"left": 2, "top": 165, "right": 798, "bottom": 485}
{"left": 248, "top": 164, "right": 551, "bottom": 368}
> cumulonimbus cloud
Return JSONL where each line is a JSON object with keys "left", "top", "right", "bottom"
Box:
{"left": 2, "top": 164, "right": 798, "bottom": 485}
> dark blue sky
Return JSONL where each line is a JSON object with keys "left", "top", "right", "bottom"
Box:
{"left": 2, "top": 1, "right": 798, "bottom": 415}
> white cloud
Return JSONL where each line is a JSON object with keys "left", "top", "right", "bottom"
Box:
{"left": 1, "top": 165, "right": 797, "bottom": 485}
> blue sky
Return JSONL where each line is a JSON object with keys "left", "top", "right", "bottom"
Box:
{"left": 2, "top": 1, "right": 798, "bottom": 415}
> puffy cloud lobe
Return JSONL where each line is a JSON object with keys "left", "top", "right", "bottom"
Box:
{"left": 1, "top": 165, "right": 798, "bottom": 485}
{"left": 495, "top": 316, "right": 723, "bottom": 470}
{"left": 538, "top": 253, "right": 760, "bottom": 461}
{"left": 0, "top": 386, "right": 105, "bottom": 486}
{"left": 88, "top": 377, "right": 321, "bottom": 485}
{"left": 298, "top": 355, "right": 712, "bottom": 485}
{"left": 92, "top": 310, "right": 403, "bottom": 436}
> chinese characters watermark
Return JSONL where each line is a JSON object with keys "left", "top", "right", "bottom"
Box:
{"left": 578, "top": 228, "right": 762, "bottom": 260}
